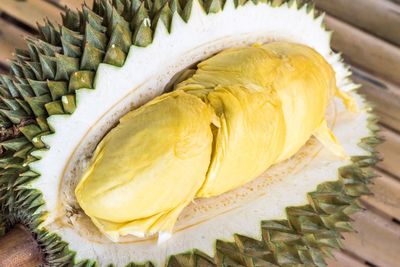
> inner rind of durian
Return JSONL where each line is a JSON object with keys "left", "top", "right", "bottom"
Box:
{"left": 55, "top": 37, "right": 340, "bottom": 244}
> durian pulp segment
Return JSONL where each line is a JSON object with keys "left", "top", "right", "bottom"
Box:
{"left": 75, "top": 42, "right": 354, "bottom": 241}
{"left": 75, "top": 91, "right": 215, "bottom": 241}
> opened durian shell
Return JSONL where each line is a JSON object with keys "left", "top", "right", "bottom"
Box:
{"left": 0, "top": 0, "right": 380, "bottom": 266}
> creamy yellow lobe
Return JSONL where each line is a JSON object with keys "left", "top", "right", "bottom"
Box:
{"left": 75, "top": 91, "right": 214, "bottom": 240}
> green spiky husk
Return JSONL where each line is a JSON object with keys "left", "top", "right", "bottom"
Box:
{"left": 0, "top": 0, "right": 379, "bottom": 266}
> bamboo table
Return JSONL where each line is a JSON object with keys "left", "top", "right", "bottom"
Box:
{"left": 0, "top": 0, "right": 399, "bottom": 266}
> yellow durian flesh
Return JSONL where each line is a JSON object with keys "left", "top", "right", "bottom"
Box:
{"left": 185, "top": 86, "right": 286, "bottom": 197}
{"left": 75, "top": 91, "right": 214, "bottom": 239}
{"left": 75, "top": 42, "right": 352, "bottom": 240}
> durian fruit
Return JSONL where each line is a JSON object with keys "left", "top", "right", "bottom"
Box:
{"left": 0, "top": 0, "right": 380, "bottom": 266}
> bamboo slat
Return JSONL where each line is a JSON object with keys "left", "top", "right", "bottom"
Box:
{"left": 362, "top": 170, "right": 400, "bottom": 220}
{"left": 354, "top": 68, "right": 400, "bottom": 132}
{"left": 325, "top": 15, "right": 400, "bottom": 86}
{"left": 316, "top": 0, "right": 400, "bottom": 46}
{"left": 342, "top": 210, "right": 400, "bottom": 267}
{"left": 0, "top": 225, "right": 42, "bottom": 267}
{"left": 377, "top": 127, "right": 400, "bottom": 179}
{"left": 326, "top": 251, "right": 367, "bottom": 267}
{"left": 53, "top": 0, "right": 94, "bottom": 9}
{"left": 0, "top": 0, "right": 61, "bottom": 28}
{"left": 0, "top": 18, "right": 32, "bottom": 67}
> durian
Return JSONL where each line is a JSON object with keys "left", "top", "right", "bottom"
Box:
{"left": 0, "top": 0, "right": 379, "bottom": 266}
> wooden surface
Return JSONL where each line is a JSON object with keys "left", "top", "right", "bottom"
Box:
{"left": 0, "top": 225, "right": 42, "bottom": 267}
{"left": 0, "top": 1, "right": 400, "bottom": 266}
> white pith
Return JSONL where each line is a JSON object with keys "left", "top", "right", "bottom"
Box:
{"left": 25, "top": 0, "right": 370, "bottom": 266}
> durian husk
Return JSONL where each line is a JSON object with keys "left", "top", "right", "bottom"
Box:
{"left": 0, "top": 0, "right": 381, "bottom": 266}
